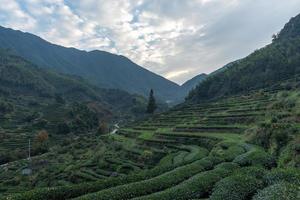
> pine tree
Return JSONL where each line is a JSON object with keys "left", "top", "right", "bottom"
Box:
{"left": 146, "top": 89, "right": 157, "bottom": 114}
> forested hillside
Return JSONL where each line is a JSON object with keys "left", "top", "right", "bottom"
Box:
{"left": 0, "top": 49, "right": 148, "bottom": 163}
{"left": 187, "top": 14, "right": 300, "bottom": 102}
{"left": 178, "top": 73, "right": 207, "bottom": 100}
{"left": 0, "top": 49, "right": 146, "bottom": 117}
{"left": 0, "top": 26, "right": 181, "bottom": 102}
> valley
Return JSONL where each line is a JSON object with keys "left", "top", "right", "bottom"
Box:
{"left": 0, "top": 7, "right": 300, "bottom": 200}
{"left": 1, "top": 86, "right": 299, "bottom": 199}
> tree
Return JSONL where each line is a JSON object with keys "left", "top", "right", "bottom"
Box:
{"left": 98, "top": 121, "right": 109, "bottom": 135}
{"left": 146, "top": 89, "right": 157, "bottom": 114}
{"left": 36, "top": 130, "right": 49, "bottom": 143}
{"left": 34, "top": 130, "right": 49, "bottom": 155}
{"left": 272, "top": 33, "right": 279, "bottom": 41}
{"left": 140, "top": 150, "right": 153, "bottom": 162}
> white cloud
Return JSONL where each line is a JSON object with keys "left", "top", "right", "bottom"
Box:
{"left": 165, "top": 70, "right": 190, "bottom": 79}
{"left": 0, "top": 0, "right": 300, "bottom": 84}
{"left": 0, "top": 0, "right": 36, "bottom": 30}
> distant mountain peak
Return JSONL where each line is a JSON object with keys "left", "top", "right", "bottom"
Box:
{"left": 181, "top": 73, "right": 207, "bottom": 88}
{"left": 0, "top": 25, "right": 182, "bottom": 102}
{"left": 186, "top": 13, "right": 300, "bottom": 103}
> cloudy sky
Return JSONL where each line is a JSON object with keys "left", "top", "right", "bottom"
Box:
{"left": 0, "top": 0, "right": 300, "bottom": 84}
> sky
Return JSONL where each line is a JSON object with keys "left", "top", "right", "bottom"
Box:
{"left": 0, "top": 0, "right": 300, "bottom": 84}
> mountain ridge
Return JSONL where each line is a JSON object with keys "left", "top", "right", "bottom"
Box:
{"left": 180, "top": 73, "right": 207, "bottom": 100}
{"left": 0, "top": 26, "right": 182, "bottom": 102}
{"left": 187, "top": 13, "right": 300, "bottom": 102}
{"left": 0, "top": 49, "right": 147, "bottom": 127}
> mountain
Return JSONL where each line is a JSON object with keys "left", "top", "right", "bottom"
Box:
{"left": 179, "top": 73, "right": 207, "bottom": 99}
{"left": 0, "top": 26, "right": 180, "bottom": 102}
{"left": 187, "top": 13, "right": 300, "bottom": 102}
{"left": 0, "top": 49, "right": 146, "bottom": 134}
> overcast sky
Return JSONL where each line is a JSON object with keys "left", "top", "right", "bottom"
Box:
{"left": 0, "top": 0, "right": 300, "bottom": 84}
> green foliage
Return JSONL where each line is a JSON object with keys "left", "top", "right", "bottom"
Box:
{"left": 139, "top": 150, "right": 154, "bottom": 162}
{"left": 74, "top": 157, "right": 219, "bottom": 200}
{"left": 134, "top": 162, "right": 239, "bottom": 200}
{"left": 252, "top": 182, "right": 299, "bottom": 200}
{"left": 210, "top": 174, "right": 263, "bottom": 200}
{"left": 0, "top": 49, "right": 146, "bottom": 128}
{"left": 68, "top": 103, "right": 99, "bottom": 132}
{"left": 209, "top": 141, "right": 246, "bottom": 161}
{"left": 1, "top": 43, "right": 299, "bottom": 200}
{"left": 271, "top": 98, "right": 296, "bottom": 110}
{"left": 2, "top": 152, "right": 209, "bottom": 200}
{"left": 278, "top": 138, "right": 300, "bottom": 168}
{"left": 146, "top": 89, "right": 157, "bottom": 114}
{"left": 248, "top": 122, "right": 295, "bottom": 153}
{"left": 263, "top": 168, "right": 300, "bottom": 185}
{"left": 233, "top": 166, "right": 266, "bottom": 179}
{"left": 233, "top": 149, "right": 276, "bottom": 169}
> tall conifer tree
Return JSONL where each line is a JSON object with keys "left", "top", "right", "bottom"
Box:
{"left": 146, "top": 89, "right": 157, "bottom": 114}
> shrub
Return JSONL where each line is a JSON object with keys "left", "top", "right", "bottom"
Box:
{"left": 278, "top": 139, "right": 300, "bottom": 168}
{"left": 210, "top": 142, "right": 246, "bottom": 161}
{"left": 134, "top": 162, "right": 239, "bottom": 200}
{"left": 248, "top": 122, "right": 295, "bottom": 153}
{"left": 139, "top": 150, "right": 153, "bottom": 162}
{"left": 116, "top": 164, "right": 135, "bottom": 174}
{"left": 263, "top": 168, "right": 300, "bottom": 185}
{"left": 252, "top": 182, "right": 299, "bottom": 200}
{"left": 233, "top": 149, "right": 276, "bottom": 169}
{"left": 233, "top": 166, "right": 266, "bottom": 179}
{"left": 74, "top": 157, "right": 220, "bottom": 200}
{"left": 98, "top": 122, "right": 109, "bottom": 135}
{"left": 3, "top": 153, "right": 209, "bottom": 200}
{"left": 210, "top": 174, "right": 263, "bottom": 200}
{"left": 214, "top": 162, "right": 240, "bottom": 171}
{"left": 200, "top": 156, "right": 223, "bottom": 168}
{"left": 36, "top": 130, "right": 49, "bottom": 143}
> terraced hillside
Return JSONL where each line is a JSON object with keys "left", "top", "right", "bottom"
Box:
{"left": 2, "top": 88, "right": 299, "bottom": 200}
{"left": 0, "top": 49, "right": 151, "bottom": 170}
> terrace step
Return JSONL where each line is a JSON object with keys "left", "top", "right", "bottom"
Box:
{"left": 173, "top": 126, "right": 245, "bottom": 133}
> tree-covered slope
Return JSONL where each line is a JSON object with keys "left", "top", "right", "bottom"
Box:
{"left": 0, "top": 49, "right": 146, "bottom": 129}
{"left": 187, "top": 14, "right": 300, "bottom": 102}
{"left": 178, "top": 73, "right": 207, "bottom": 99}
{"left": 0, "top": 26, "right": 180, "bottom": 102}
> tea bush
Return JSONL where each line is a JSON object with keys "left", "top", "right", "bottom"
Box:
{"left": 252, "top": 182, "right": 299, "bottom": 200}
{"left": 74, "top": 156, "right": 220, "bottom": 200}
{"left": 233, "top": 148, "right": 276, "bottom": 168}
{"left": 263, "top": 168, "right": 300, "bottom": 185}
{"left": 133, "top": 162, "right": 239, "bottom": 200}
{"left": 210, "top": 174, "right": 263, "bottom": 200}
